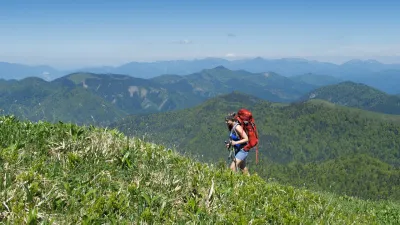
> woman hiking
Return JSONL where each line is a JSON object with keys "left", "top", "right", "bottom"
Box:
{"left": 225, "top": 113, "right": 250, "bottom": 175}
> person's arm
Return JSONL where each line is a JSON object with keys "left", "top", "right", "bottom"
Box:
{"left": 231, "top": 125, "right": 248, "bottom": 145}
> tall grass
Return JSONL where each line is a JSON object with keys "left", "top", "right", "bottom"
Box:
{"left": 1, "top": 115, "right": 399, "bottom": 224}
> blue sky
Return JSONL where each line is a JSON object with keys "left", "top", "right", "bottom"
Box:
{"left": 0, "top": 0, "right": 399, "bottom": 69}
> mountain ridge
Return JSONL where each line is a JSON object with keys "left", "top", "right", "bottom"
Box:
{"left": 0, "top": 67, "right": 319, "bottom": 125}
{"left": 3, "top": 57, "right": 400, "bottom": 80}
{"left": 3, "top": 57, "right": 400, "bottom": 94}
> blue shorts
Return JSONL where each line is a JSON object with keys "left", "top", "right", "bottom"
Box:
{"left": 235, "top": 149, "right": 248, "bottom": 161}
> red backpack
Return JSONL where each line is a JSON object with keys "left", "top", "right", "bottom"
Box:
{"left": 235, "top": 108, "right": 260, "bottom": 163}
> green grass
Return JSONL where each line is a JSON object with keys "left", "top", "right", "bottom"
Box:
{"left": 1, "top": 115, "right": 399, "bottom": 224}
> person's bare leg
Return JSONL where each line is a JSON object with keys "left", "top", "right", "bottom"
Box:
{"left": 230, "top": 158, "right": 243, "bottom": 172}
{"left": 240, "top": 159, "right": 250, "bottom": 176}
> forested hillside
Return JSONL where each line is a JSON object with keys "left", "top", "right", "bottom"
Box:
{"left": 301, "top": 81, "right": 400, "bottom": 114}
{"left": 0, "top": 76, "right": 127, "bottom": 126}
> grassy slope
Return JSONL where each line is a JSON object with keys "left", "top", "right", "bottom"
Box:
{"left": 1, "top": 115, "right": 399, "bottom": 224}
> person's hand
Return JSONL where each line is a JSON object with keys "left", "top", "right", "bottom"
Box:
{"left": 225, "top": 140, "right": 232, "bottom": 148}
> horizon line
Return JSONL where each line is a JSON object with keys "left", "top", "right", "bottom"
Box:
{"left": 1, "top": 56, "right": 399, "bottom": 70}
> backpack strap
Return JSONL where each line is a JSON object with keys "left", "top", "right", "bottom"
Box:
{"left": 230, "top": 122, "right": 239, "bottom": 137}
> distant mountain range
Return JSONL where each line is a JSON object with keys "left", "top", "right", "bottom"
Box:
{"left": 1, "top": 57, "right": 400, "bottom": 94}
{"left": 290, "top": 73, "right": 343, "bottom": 86}
{"left": 0, "top": 62, "right": 63, "bottom": 80}
{"left": 79, "top": 57, "right": 399, "bottom": 79}
{"left": 3, "top": 64, "right": 400, "bottom": 125}
{"left": 0, "top": 67, "right": 328, "bottom": 125}
{"left": 150, "top": 66, "right": 318, "bottom": 102}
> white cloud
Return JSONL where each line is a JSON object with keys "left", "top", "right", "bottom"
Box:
{"left": 225, "top": 53, "right": 236, "bottom": 57}
{"left": 181, "top": 39, "right": 192, "bottom": 44}
{"left": 171, "top": 39, "right": 193, "bottom": 44}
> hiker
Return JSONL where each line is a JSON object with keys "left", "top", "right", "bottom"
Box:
{"left": 225, "top": 113, "right": 250, "bottom": 175}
